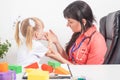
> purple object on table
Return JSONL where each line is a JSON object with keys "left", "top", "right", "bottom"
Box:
{"left": 0, "top": 70, "right": 16, "bottom": 80}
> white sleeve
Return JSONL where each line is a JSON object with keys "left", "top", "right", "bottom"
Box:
{"left": 31, "top": 41, "right": 48, "bottom": 57}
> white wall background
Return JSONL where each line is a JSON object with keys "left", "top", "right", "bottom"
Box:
{"left": 0, "top": 0, "right": 120, "bottom": 63}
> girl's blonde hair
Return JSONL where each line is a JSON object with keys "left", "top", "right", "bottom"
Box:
{"left": 15, "top": 17, "right": 44, "bottom": 50}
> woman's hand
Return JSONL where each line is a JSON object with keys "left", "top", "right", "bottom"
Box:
{"left": 46, "top": 49, "right": 72, "bottom": 64}
{"left": 46, "top": 43, "right": 73, "bottom": 65}
{"left": 46, "top": 43, "right": 63, "bottom": 62}
{"left": 45, "top": 30, "right": 59, "bottom": 44}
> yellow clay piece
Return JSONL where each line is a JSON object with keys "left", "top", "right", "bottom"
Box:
{"left": 25, "top": 68, "right": 35, "bottom": 73}
{"left": 27, "top": 69, "right": 49, "bottom": 80}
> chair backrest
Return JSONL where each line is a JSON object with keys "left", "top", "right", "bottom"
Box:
{"left": 99, "top": 10, "right": 120, "bottom": 64}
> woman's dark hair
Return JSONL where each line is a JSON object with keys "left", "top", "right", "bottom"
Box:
{"left": 64, "top": 0, "right": 96, "bottom": 54}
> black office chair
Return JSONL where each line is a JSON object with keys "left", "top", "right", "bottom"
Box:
{"left": 99, "top": 10, "right": 120, "bottom": 64}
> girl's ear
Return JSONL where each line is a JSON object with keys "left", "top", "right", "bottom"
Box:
{"left": 82, "top": 19, "right": 87, "bottom": 26}
{"left": 36, "top": 31, "right": 40, "bottom": 38}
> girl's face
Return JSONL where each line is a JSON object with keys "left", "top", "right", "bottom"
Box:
{"left": 66, "top": 18, "right": 81, "bottom": 32}
{"left": 35, "top": 27, "right": 44, "bottom": 40}
{"left": 33, "top": 28, "right": 44, "bottom": 40}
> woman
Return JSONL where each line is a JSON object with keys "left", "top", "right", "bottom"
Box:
{"left": 46, "top": 0, "right": 107, "bottom": 64}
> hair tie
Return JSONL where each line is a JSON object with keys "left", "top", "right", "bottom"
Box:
{"left": 29, "top": 19, "right": 35, "bottom": 27}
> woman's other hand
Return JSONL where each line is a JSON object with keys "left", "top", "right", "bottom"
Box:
{"left": 46, "top": 30, "right": 59, "bottom": 44}
{"left": 46, "top": 43, "right": 62, "bottom": 61}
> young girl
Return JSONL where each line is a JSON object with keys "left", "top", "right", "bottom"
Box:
{"left": 15, "top": 17, "right": 49, "bottom": 67}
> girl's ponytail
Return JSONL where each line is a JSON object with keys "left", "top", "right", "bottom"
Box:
{"left": 15, "top": 21, "right": 21, "bottom": 46}
{"left": 26, "top": 26, "right": 33, "bottom": 50}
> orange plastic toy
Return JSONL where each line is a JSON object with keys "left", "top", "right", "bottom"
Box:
{"left": 24, "top": 62, "right": 39, "bottom": 69}
{"left": 0, "top": 62, "right": 8, "bottom": 72}
{"left": 41, "top": 64, "right": 53, "bottom": 73}
{"left": 54, "top": 66, "right": 70, "bottom": 75}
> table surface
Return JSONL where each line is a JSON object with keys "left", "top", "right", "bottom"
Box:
{"left": 69, "top": 64, "right": 120, "bottom": 80}
{"left": 16, "top": 64, "right": 120, "bottom": 80}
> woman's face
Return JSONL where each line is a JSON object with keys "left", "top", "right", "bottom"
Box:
{"left": 66, "top": 18, "right": 81, "bottom": 32}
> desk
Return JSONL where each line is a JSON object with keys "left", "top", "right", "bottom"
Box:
{"left": 69, "top": 65, "right": 120, "bottom": 80}
{"left": 16, "top": 65, "right": 120, "bottom": 80}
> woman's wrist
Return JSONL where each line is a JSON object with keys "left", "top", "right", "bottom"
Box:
{"left": 54, "top": 40, "right": 60, "bottom": 45}
{"left": 60, "top": 56, "right": 72, "bottom": 64}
